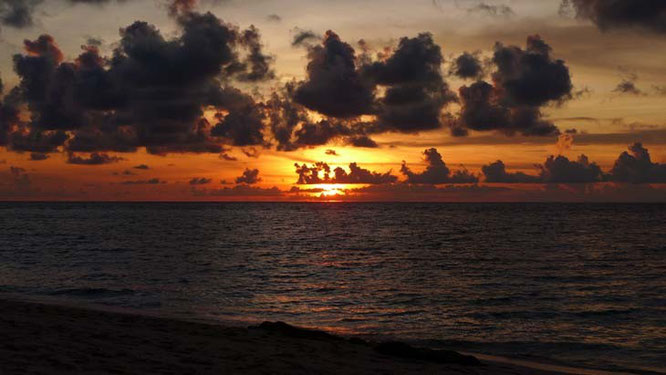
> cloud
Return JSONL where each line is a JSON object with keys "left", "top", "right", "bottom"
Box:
{"left": 189, "top": 177, "right": 212, "bottom": 185}
{"left": 0, "top": 0, "right": 42, "bottom": 28}
{"left": 562, "top": 0, "right": 666, "bottom": 34}
{"left": 8, "top": 165, "right": 30, "bottom": 190}
{"left": 467, "top": 3, "right": 514, "bottom": 17}
{"left": 235, "top": 25, "right": 276, "bottom": 82}
{"left": 168, "top": 0, "right": 197, "bottom": 18}
{"left": 133, "top": 164, "right": 149, "bottom": 169}
{"left": 121, "top": 178, "right": 163, "bottom": 185}
{"left": 482, "top": 160, "right": 540, "bottom": 183}
{"left": 293, "top": 30, "right": 374, "bottom": 118}
{"left": 346, "top": 135, "right": 378, "bottom": 148}
{"left": 291, "top": 29, "right": 320, "bottom": 47}
{"left": 67, "top": 152, "right": 124, "bottom": 165}
{"left": 362, "top": 33, "right": 456, "bottom": 133}
{"left": 29, "top": 152, "right": 49, "bottom": 161}
{"left": 401, "top": 148, "right": 478, "bottom": 184}
{"left": 235, "top": 168, "right": 261, "bottom": 184}
{"left": 292, "top": 119, "right": 351, "bottom": 147}
{"left": 266, "top": 14, "right": 281, "bottom": 22}
{"left": 449, "top": 52, "right": 484, "bottom": 80}
{"left": 325, "top": 149, "right": 338, "bottom": 156}
{"left": 0, "top": 0, "right": 136, "bottom": 29}
{"left": 538, "top": 154, "right": 603, "bottom": 183}
{"left": 608, "top": 143, "right": 666, "bottom": 183}
{"left": 555, "top": 133, "right": 575, "bottom": 154}
{"left": 6, "top": 11, "right": 273, "bottom": 155}
{"left": 613, "top": 79, "right": 644, "bottom": 95}
{"left": 449, "top": 35, "right": 571, "bottom": 137}
{"left": 197, "top": 184, "right": 283, "bottom": 196}
{"left": 210, "top": 91, "right": 267, "bottom": 147}
{"left": 332, "top": 162, "right": 397, "bottom": 184}
{"left": 294, "top": 162, "right": 397, "bottom": 185}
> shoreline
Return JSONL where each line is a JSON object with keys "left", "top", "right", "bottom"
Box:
{"left": 0, "top": 296, "right": 643, "bottom": 375}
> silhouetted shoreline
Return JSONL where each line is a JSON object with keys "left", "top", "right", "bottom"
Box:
{"left": 0, "top": 297, "right": 611, "bottom": 375}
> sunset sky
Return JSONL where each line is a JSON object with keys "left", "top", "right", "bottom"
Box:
{"left": 0, "top": 0, "right": 664, "bottom": 201}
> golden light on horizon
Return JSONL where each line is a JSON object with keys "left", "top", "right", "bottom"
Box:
{"left": 317, "top": 184, "right": 346, "bottom": 197}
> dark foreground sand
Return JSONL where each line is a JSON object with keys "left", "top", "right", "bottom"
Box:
{"left": 0, "top": 298, "right": 611, "bottom": 374}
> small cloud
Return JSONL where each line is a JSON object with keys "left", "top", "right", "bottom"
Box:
{"left": 467, "top": 3, "right": 514, "bottom": 17}
{"left": 325, "top": 149, "right": 338, "bottom": 156}
{"left": 291, "top": 28, "right": 320, "bottom": 47}
{"left": 133, "top": 164, "right": 150, "bottom": 170}
{"left": 189, "top": 177, "right": 212, "bottom": 185}
{"left": 121, "top": 178, "right": 163, "bottom": 185}
{"left": 613, "top": 79, "right": 643, "bottom": 95}
{"left": 236, "top": 168, "right": 261, "bottom": 184}
{"left": 29, "top": 153, "right": 49, "bottom": 161}
{"left": 67, "top": 153, "right": 125, "bottom": 165}
{"left": 266, "top": 14, "right": 281, "bottom": 22}
{"left": 219, "top": 152, "right": 238, "bottom": 161}
{"left": 346, "top": 135, "right": 378, "bottom": 148}
{"left": 242, "top": 148, "right": 260, "bottom": 158}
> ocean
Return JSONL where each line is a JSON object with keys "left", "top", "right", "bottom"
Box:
{"left": 1, "top": 202, "right": 664, "bottom": 373}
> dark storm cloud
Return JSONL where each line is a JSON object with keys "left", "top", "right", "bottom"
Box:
{"left": 449, "top": 35, "right": 571, "bottom": 137}
{"left": 538, "top": 154, "right": 603, "bottom": 183}
{"left": 189, "top": 177, "right": 212, "bottom": 185}
{"left": 482, "top": 160, "right": 540, "bottom": 183}
{"left": 294, "top": 162, "right": 397, "bottom": 185}
{"left": 67, "top": 152, "right": 124, "bottom": 165}
{"left": 362, "top": 33, "right": 456, "bottom": 133}
{"left": 5, "top": 11, "right": 274, "bottom": 155}
{"left": 293, "top": 30, "right": 374, "bottom": 118}
{"left": 235, "top": 168, "right": 261, "bottom": 184}
{"left": 449, "top": 52, "right": 484, "bottom": 80}
{"left": 401, "top": 148, "right": 478, "bottom": 184}
{"left": 562, "top": 0, "right": 666, "bottom": 34}
{"left": 608, "top": 143, "right": 666, "bottom": 183}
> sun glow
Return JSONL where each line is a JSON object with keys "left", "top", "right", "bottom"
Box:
{"left": 316, "top": 184, "right": 346, "bottom": 197}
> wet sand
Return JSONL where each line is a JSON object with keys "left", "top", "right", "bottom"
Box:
{"left": 0, "top": 298, "right": 597, "bottom": 374}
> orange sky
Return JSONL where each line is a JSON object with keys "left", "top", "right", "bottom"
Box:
{"left": 0, "top": 0, "right": 665, "bottom": 201}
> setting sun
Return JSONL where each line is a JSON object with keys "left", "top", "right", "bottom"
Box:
{"left": 318, "top": 184, "right": 345, "bottom": 197}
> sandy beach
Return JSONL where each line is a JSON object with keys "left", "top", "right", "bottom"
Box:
{"left": 0, "top": 298, "right": 593, "bottom": 375}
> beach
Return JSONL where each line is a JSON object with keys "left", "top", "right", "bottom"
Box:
{"left": 0, "top": 297, "right": 587, "bottom": 375}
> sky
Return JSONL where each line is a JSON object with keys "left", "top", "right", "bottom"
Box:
{"left": 0, "top": 0, "right": 664, "bottom": 201}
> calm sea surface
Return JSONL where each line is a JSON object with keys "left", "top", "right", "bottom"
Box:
{"left": 1, "top": 202, "right": 664, "bottom": 373}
